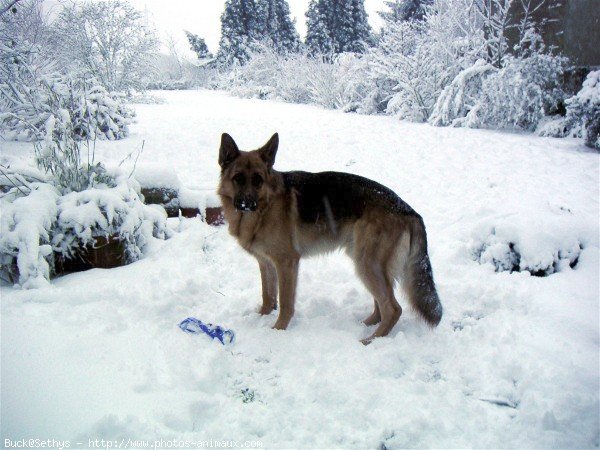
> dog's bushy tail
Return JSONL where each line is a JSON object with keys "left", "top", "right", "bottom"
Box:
{"left": 403, "top": 215, "right": 442, "bottom": 326}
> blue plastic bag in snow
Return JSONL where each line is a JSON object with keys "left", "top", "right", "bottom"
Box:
{"left": 178, "top": 317, "right": 235, "bottom": 345}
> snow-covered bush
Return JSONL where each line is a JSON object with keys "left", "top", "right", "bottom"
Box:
{"left": 127, "top": 92, "right": 166, "bottom": 105}
{"left": 80, "top": 88, "right": 135, "bottom": 141}
{"left": 145, "top": 80, "right": 192, "bottom": 91}
{"left": 0, "top": 39, "right": 135, "bottom": 142}
{"left": 429, "top": 60, "right": 495, "bottom": 127}
{"left": 366, "top": 20, "right": 438, "bottom": 121}
{"left": 53, "top": 173, "right": 170, "bottom": 264}
{"left": 467, "top": 53, "right": 567, "bottom": 130}
{"left": 471, "top": 224, "right": 583, "bottom": 277}
{"left": 557, "top": 70, "right": 599, "bottom": 150}
{"left": 304, "top": 56, "right": 347, "bottom": 109}
{"left": 221, "top": 45, "right": 371, "bottom": 110}
{"left": 0, "top": 169, "right": 170, "bottom": 288}
{"left": 0, "top": 182, "right": 59, "bottom": 288}
{"left": 332, "top": 52, "right": 381, "bottom": 114}
{"left": 221, "top": 45, "right": 286, "bottom": 100}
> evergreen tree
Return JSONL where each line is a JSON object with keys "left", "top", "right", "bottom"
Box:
{"left": 305, "top": 0, "right": 334, "bottom": 55}
{"left": 216, "top": 0, "right": 260, "bottom": 65}
{"left": 255, "top": 0, "right": 301, "bottom": 53}
{"left": 344, "top": 0, "right": 373, "bottom": 52}
{"left": 378, "top": 0, "right": 432, "bottom": 24}
{"left": 305, "top": 0, "right": 372, "bottom": 55}
{"left": 185, "top": 31, "right": 212, "bottom": 59}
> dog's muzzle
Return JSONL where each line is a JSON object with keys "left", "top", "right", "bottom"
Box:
{"left": 234, "top": 198, "right": 257, "bottom": 212}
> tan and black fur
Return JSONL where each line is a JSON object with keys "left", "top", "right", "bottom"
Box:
{"left": 217, "top": 132, "right": 442, "bottom": 344}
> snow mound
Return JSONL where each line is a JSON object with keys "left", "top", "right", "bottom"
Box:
{"left": 470, "top": 216, "right": 585, "bottom": 276}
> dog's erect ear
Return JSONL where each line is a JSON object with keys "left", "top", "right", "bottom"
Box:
{"left": 259, "top": 133, "right": 279, "bottom": 169}
{"left": 219, "top": 133, "right": 240, "bottom": 169}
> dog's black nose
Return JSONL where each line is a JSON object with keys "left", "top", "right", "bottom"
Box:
{"left": 234, "top": 198, "right": 257, "bottom": 211}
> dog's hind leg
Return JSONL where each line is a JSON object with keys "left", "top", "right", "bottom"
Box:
{"left": 357, "top": 264, "right": 401, "bottom": 345}
{"left": 257, "top": 257, "right": 278, "bottom": 315}
{"left": 363, "top": 299, "right": 381, "bottom": 326}
{"left": 353, "top": 226, "right": 402, "bottom": 344}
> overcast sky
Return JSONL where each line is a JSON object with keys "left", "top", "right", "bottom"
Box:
{"left": 125, "top": 0, "right": 387, "bottom": 57}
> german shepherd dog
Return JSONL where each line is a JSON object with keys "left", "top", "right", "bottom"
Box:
{"left": 217, "top": 133, "right": 442, "bottom": 344}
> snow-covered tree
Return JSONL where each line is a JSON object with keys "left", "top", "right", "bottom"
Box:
{"left": 216, "top": 0, "right": 261, "bottom": 65}
{"left": 0, "top": 1, "right": 134, "bottom": 142}
{"left": 50, "top": 0, "right": 159, "bottom": 92}
{"left": 305, "top": 0, "right": 334, "bottom": 55}
{"left": 475, "top": 0, "right": 513, "bottom": 68}
{"left": 185, "top": 31, "right": 213, "bottom": 60}
{"left": 378, "top": 0, "right": 433, "bottom": 23}
{"left": 342, "top": 0, "right": 373, "bottom": 52}
{"left": 305, "top": 0, "right": 372, "bottom": 55}
{"left": 255, "top": 0, "right": 301, "bottom": 53}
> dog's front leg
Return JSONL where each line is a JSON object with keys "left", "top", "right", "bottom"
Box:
{"left": 272, "top": 257, "right": 299, "bottom": 330}
{"left": 258, "top": 258, "right": 278, "bottom": 315}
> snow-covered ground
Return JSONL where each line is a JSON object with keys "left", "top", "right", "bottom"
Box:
{"left": 1, "top": 90, "right": 599, "bottom": 448}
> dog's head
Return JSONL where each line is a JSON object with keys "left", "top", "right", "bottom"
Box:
{"left": 217, "top": 132, "right": 279, "bottom": 212}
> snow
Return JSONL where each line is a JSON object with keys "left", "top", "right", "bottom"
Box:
{"left": 134, "top": 164, "right": 181, "bottom": 190}
{"left": 1, "top": 90, "right": 598, "bottom": 448}
{"left": 178, "top": 187, "right": 221, "bottom": 210}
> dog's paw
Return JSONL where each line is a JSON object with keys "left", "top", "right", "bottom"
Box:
{"left": 258, "top": 305, "right": 274, "bottom": 315}
{"left": 272, "top": 320, "right": 289, "bottom": 330}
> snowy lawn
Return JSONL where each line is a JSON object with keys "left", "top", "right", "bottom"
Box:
{"left": 1, "top": 90, "right": 599, "bottom": 448}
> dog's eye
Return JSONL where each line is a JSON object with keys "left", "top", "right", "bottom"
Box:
{"left": 251, "top": 174, "right": 263, "bottom": 187}
{"left": 232, "top": 173, "right": 245, "bottom": 185}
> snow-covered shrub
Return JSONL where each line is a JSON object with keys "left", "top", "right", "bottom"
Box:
{"left": 557, "top": 70, "right": 600, "bottom": 150}
{"left": 465, "top": 53, "right": 567, "bottom": 130}
{"left": 222, "top": 46, "right": 284, "bottom": 100}
{"left": 0, "top": 39, "right": 135, "bottom": 142}
{"left": 304, "top": 56, "right": 347, "bottom": 109}
{"left": 429, "top": 60, "right": 495, "bottom": 127}
{"left": 0, "top": 168, "right": 170, "bottom": 288}
{"left": 221, "top": 45, "right": 368, "bottom": 110}
{"left": 34, "top": 129, "right": 116, "bottom": 195}
{"left": 81, "top": 88, "right": 134, "bottom": 141}
{"left": 366, "top": 20, "right": 439, "bottom": 122}
{"left": 145, "top": 80, "right": 192, "bottom": 91}
{"left": 332, "top": 52, "right": 381, "bottom": 114}
{"left": 0, "top": 183, "right": 59, "bottom": 288}
{"left": 0, "top": 77, "right": 135, "bottom": 142}
{"left": 382, "top": 47, "right": 444, "bottom": 121}
{"left": 53, "top": 172, "right": 170, "bottom": 264}
{"left": 472, "top": 229, "right": 582, "bottom": 276}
